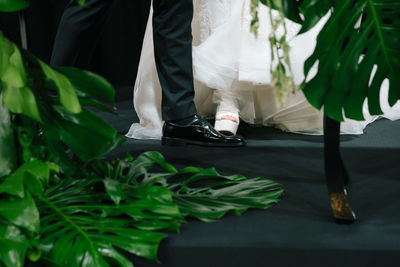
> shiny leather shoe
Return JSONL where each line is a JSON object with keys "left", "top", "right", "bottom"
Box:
{"left": 162, "top": 115, "right": 245, "bottom": 147}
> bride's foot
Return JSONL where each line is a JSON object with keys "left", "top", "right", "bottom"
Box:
{"left": 214, "top": 111, "right": 239, "bottom": 136}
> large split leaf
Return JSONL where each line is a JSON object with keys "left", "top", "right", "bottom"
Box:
{"left": 98, "top": 151, "right": 284, "bottom": 223}
{"left": 38, "top": 177, "right": 181, "bottom": 266}
{"left": 169, "top": 167, "right": 283, "bottom": 222}
{"left": 0, "top": 0, "right": 29, "bottom": 12}
{"left": 301, "top": 0, "right": 400, "bottom": 121}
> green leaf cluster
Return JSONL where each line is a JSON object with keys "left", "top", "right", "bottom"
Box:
{"left": 0, "top": 30, "right": 120, "bottom": 173}
{"left": 0, "top": 148, "right": 283, "bottom": 266}
{"left": 0, "top": 0, "right": 29, "bottom": 12}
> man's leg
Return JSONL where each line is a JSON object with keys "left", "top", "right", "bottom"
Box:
{"left": 152, "top": 0, "right": 197, "bottom": 121}
{"left": 152, "top": 0, "right": 244, "bottom": 147}
{"left": 51, "top": 0, "right": 112, "bottom": 68}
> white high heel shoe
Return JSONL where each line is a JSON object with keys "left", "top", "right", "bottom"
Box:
{"left": 213, "top": 90, "right": 240, "bottom": 135}
{"left": 214, "top": 111, "right": 239, "bottom": 135}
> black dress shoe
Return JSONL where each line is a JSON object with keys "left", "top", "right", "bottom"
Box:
{"left": 162, "top": 115, "right": 245, "bottom": 147}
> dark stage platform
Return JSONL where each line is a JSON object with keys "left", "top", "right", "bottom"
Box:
{"left": 100, "top": 100, "right": 400, "bottom": 267}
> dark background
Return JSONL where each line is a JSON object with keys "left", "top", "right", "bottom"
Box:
{"left": 0, "top": 0, "right": 151, "bottom": 99}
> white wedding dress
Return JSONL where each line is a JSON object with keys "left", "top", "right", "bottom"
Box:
{"left": 126, "top": 0, "right": 400, "bottom": 140}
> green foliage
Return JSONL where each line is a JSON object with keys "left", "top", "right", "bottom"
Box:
{"left": 0, "top": 160, "right": 47, "bottom": 267}
{"left": 37, "top": 59, "right": 82, "bottom": 114}
{"left": 251, "top": 0, "right": 297, "bottom": 105}
{"left": 93, "top": 151, "right": 283, "bottom": 223}
{"left": 0, "top": 32, "right": 41, "bottom": 121}
{"left": 255, "top": 0, "right": 303, "bottom": 24}
{"left": 0, "top": 225, "right": 30, "bottom": 267}
{"left": 56, "top": 67, "right": 115, "bottom": 106}
{"left": 0, "top": 43, "right": 122, "bottom": 175}
{"left": 1, "top": 155, "right": 182, "bottom": 267}
{"left": 77, "top": 0, "right": 86, "bottom": 6}
{"left": 0, "top": 151, "right": 282, "bottom": 266}
{"left": 0, "top": 0, "right": 28, "bottom": 12}
{"left": 298, "top": 0, "right": 333, "bottom": 34}
{"left": 0, "top": 92, "right": 17, "bottom": 177}
{"left": 38, "top": 176, "right": 177, "bottom": 266}
{"left": 250, "top": 0, "right": 304, "bottom": 35}
{"left": 301, "top": 0, "right": 400, "bottom": 121}
{"left": 172, "top": 168, "right": 282, "bottom": 221}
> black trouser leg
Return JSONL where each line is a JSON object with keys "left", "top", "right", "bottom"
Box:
{"left": 152, "top": 0, "right": 197, "bottom": 121}
{"left": 50, "top": 0, "right": 112, "bottom": 68}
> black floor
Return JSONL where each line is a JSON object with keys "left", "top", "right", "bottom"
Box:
{"left": 99, "top": 100, "right": 400, "bottom": 267}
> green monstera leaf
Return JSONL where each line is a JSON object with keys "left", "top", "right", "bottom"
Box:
{"left": 37, "top": 177, "right": 181, "bottom": 267}
{"left": 96, "top": 151, "right": 284, "bottom": 223}
{"left": 169, "top": 167, "right": 283, "bottom": 222}
{"left": 301, "top": 0, "right": 400, "bottom": 121}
